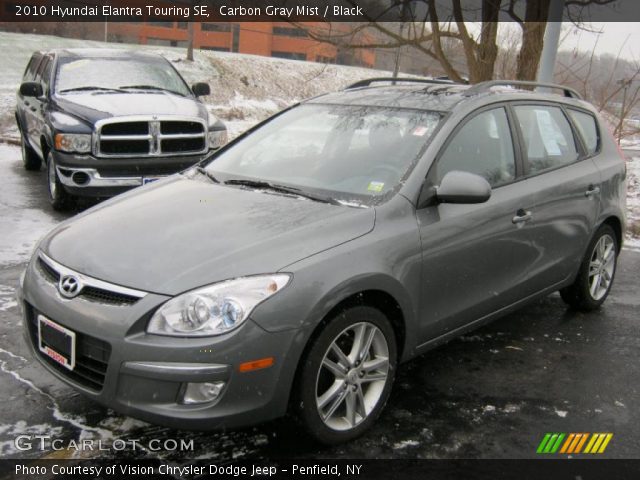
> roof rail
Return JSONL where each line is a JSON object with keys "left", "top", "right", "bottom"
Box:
{"left": 463, "top": 80, "right": 582, "bottom": 99}
{"left": 345, "top": 77, "right": 457, "bottom": 90}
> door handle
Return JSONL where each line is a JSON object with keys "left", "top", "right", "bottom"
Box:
{"left": 585, "top": 185, "right": 601, "bottom": 197}
{"left": 512, "top": 209, "right": 532, "bottom": 224}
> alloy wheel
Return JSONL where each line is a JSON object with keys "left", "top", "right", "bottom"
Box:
{"left": 588, "top": 234, "right": 616, "bottom": 301}
{"left": 48, "top": 157, "right": 57, "bottom": 199}
{"left": 315, "top": 322, "right": 390, "bottom": 431}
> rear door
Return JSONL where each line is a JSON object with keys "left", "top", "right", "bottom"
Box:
{"left": 510, "top": 102, "right": 601, "bottom": 291}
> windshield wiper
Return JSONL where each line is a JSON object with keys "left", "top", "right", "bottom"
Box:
{"left": 195, "top": 166, "right": 220, "bottom": 183}
{"left": 119, "top": 85, "right": 186, "bottom": 97}
{"left": 58, "top": 86, "right": 124, "bottom": 93}
{"left": 224, "top": 179, "right": 340, "bottom": 205}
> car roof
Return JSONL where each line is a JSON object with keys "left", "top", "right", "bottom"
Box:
{"left": 38, "top": 48, "right": 166, "bottom": 61}
{"left": 308, "top": 84, "right": 470, "bottom": 112}
{"left": 306, "top": 79, "right": 589, "bottom": 113}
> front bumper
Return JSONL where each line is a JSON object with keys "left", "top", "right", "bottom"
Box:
{"left": 52, "top": 150, "right": 212, "bottom": 197}
{"left": 20, "top": 255, "right": 301, "bottom": 430}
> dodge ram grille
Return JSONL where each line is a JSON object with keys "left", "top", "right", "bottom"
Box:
{"left": 95, "top": 116, "right": 207, "bottom": 157}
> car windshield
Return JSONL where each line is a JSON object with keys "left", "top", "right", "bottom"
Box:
{"left": 206, "top": 104, "right": 441, "bottom": 205}
{"left": 54, "top": 56, "right": 191, "bottom": 96}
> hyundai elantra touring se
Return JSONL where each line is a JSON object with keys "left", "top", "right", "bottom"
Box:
{"left": 18, "top": 78, "right": 626, "bottom": 444}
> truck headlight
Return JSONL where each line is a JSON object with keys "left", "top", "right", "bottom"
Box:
{"left": 147, "top": 274, "right": 291, "bottom": 337}
{"left": 208, "top": 129, "right": 227, "bottom": 150}
{"left": 54, "top": 133, "right": 91, "bottom": 153}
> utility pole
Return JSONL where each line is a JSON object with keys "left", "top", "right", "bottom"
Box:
{"left": 392, "top": 0, "right": 409, "bottom": 82}
{"left": 537, "top": 0, "right": 565, "bottom": 84}
{"left": 616, "top": 78, "right": 631, "bottom": 144}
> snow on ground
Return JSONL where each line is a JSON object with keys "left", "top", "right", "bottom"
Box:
{"left": 0, "top": 31, "right": 393, "bottom": 142}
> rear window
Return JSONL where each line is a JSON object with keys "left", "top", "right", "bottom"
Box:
{"left": 514, "top": 105, "right": 579, "bottom": 175}
{"left": 568, "top": 109, "right": 600, "bottom": 155}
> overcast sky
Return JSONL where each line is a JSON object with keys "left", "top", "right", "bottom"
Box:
{"left": 560, "top": 22, "right": 639, "bottom": 61}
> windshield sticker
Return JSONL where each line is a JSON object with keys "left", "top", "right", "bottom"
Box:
{"left": 367, "top": 181, "right": 385, "bottom": 192}
{"left": 412, "top": 126, "right": 429, "bottom": 136}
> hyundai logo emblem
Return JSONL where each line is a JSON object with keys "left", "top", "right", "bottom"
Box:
{"left": 58, "top": 275, "right": 82, "bottom": 298}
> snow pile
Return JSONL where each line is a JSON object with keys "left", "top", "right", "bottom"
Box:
{"left": 0, "top": 31, "right": 391, "bottom": 141}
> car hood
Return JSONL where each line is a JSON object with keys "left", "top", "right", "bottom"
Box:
{"left": 40, "top": 176, "right": 375, "bottom": 295}
{"left": 53, "top": 92, "right": 207, "bottom": 123}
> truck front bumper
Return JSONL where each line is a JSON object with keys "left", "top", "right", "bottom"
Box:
{"left": 52, "top": 150, "right": 215, "bottom": 197}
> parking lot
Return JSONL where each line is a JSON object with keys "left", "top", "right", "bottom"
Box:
{"left": 0, "top": 143, "right": 639, "bottom": 460}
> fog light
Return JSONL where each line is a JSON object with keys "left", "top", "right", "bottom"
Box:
{"left": 181, "top": 381, "right": 225, "bottom": 405}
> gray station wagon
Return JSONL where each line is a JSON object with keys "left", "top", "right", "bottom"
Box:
{"left": 18, "top": 78, "right": 626, "bottom": 444}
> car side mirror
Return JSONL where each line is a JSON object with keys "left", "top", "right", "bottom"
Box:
{"left": 436, "top": 171, "right": 491, "bottom": 204}
{"left": 192, "top": 82, "right": 210, "bottom": 97}
{"left": 20, "top": 81, "right": 43, "bottom": 98}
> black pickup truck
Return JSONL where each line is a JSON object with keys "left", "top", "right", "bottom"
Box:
{"left": 16, "top": 49, "right": 227, "bottom": 210}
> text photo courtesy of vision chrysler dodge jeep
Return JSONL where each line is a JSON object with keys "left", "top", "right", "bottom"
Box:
{"left": 15, "top": 48, "right": 227, "bottom": 210}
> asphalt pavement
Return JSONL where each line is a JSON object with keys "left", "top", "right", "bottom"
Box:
{"left": 0, "top": 144, "right": 638, "bottom": 460}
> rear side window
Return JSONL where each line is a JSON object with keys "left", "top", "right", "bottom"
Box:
{"left": 514, "top": 105, "right": 579, "bottom": 175}
{"left": 436, "top": 107, "right": 516, "bottom": 188}
{"left": 568, "top": 109, "right": 600, "bottom": 155}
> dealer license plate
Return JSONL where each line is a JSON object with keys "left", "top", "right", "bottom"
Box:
{"left": 38, "top": 315, "right": 76, "bottom": 371}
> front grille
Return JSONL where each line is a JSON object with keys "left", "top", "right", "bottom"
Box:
{"left": 96, "top": 117, "right": 207, "bottom": 157}
{"left": 25, "top": 303, "right": 111, "bottom": 392}
{"left": 37, "top": 257, "right": 140, "bottom": 306}
{"left": 38, "top": 257, "right": 60, "bottom": 283}
{"left": 81, "top": 286, "right": 140, "bottom": 305}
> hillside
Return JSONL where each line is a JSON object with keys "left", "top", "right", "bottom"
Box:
{"left": 0, "top": 31, "right": 391, "bottom": 140}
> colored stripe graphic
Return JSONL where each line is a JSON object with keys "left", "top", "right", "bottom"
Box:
{"left": 537, "top": 433, "right": 612, "bottom": 454}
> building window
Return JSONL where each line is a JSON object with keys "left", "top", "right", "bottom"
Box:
{"left": 201, "top": 23, "right": 231, "bottom": 32}
{"left": 150, "top": 21, "right": 174, "bottom": 28}
{"left": 272, "top": 51, "right": 307, "bottom": 61}
{"left": 272, "top": 26, "right": 308, "bottom": 38}
{"left": 177, "top": 22, "right": 188, "bottom": 29}
{"left": 201, "top": 46, "right": 230, "bottom": 52}
{"left": 316, "top": 55, "right": 334, "bottom": 64}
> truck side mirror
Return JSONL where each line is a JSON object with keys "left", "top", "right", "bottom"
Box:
{"left": 20, "top": 81, "right": 43, "bottom": 98}
{"left": 192, "top": 82, "right": 210, "bottom": 97}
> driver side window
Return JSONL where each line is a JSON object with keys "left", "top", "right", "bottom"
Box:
{"left": 437, "top": 108, "right": 516, "bottom": 188}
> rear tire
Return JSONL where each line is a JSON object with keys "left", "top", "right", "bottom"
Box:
{"left": 21, "top": 136, "right": 41, "bottom": 171}
{"left": 296, "top": 306, "right": 397, "bottom": 444}
{"left": 560, "top": 224, "right": 618, "bottom": 311}
{"left": 46, "top": 152, "right": 72, "bottom": 211}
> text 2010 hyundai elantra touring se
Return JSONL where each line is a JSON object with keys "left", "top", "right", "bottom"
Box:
{"left": 18, "top": 78, "right": 626, "bottom": 444}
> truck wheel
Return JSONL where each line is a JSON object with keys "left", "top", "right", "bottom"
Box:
{"left": 560, "top": 224, "right": 618, "bottom": 311}
{"left": 46, "top": 152, "right": 72, "bottom": 211}
{"left": 21, "top": 136, "right": 41, "bottom": 171}
{"left": 296, "top": 306, "right": 397, "bottom": 444}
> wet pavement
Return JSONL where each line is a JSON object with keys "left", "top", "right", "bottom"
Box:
{"left": 0, "top": 144, "right": 638, "bottom": 460}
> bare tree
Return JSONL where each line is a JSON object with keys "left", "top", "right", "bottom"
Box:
{"left": 298, "top": 0, "right": 617, "bottom": 83}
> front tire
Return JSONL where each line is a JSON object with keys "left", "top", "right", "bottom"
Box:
{"left": 21, "top": 136, "right": 41, "bottom": 171}
{"left": 560, "top": 224, "right": 618, "bottom": 311}
{"left": 46, "top": 152, "right": 72, "bottom": 211}
{"left": 296, "top": 306, "right": 397, "bottom": 444}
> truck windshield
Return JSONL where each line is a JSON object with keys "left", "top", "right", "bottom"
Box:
{"left": 54, "top": 56, "right": 191, "bottom": 97}
{"left": 206, "top": 104, "right": 442, "bottom": 205}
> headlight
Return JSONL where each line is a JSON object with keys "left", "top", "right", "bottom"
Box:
{"left": 54, "top": 133, "right": 91, "bottom": 153}
{"left": 147, "top": 274, "right": 291, "bottom": 337}
{"left": 208, "top": 129, "right": 227, "bottom": 150}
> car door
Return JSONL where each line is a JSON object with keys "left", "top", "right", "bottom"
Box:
{"left": 416, "top": 106, "right": 542, "bottom": 342}
{"left": 26, "top": 55, "right": 53, "bottom": 158}
{"left": 510, "top": 103, "right": 601, "bottom": 292}
{"left": 17, "top": 53, "right": 41, "bottom": 148}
